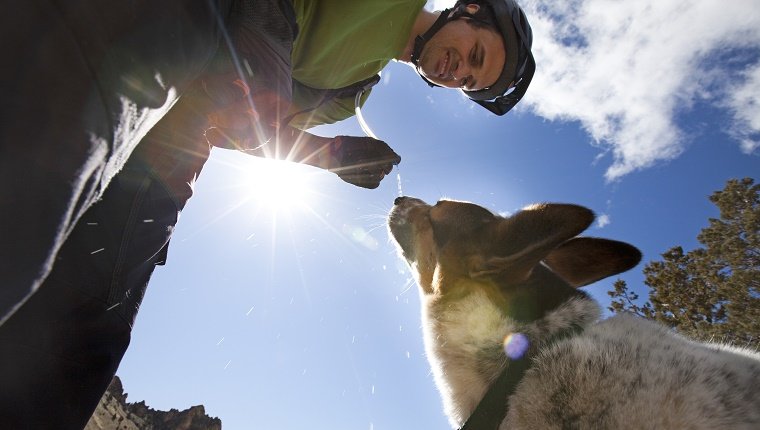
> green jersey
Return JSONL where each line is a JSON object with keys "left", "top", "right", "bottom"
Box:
{"left": 288, "top": 0, "right": 426, "bottom": 128}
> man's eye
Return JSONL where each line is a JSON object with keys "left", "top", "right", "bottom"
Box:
{"left": 473, "top": 44, "right": 484, "bottom": 68}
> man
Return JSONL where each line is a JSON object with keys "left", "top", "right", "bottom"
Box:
{"left": 0, "top": 0, "right": 535, "bottom": 428}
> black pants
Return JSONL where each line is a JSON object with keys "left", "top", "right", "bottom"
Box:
{"left": 0, "top": 0, "right": 231, "bottom": 323}
{"left": 0, "top": 159, "right": 178, "bottom": 429}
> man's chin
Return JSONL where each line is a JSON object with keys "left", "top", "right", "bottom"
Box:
{"left": 418, "top": 67, "right": 443, "bottom": 87}
{"left": 421, "top": 74, "right": 455, "bottom": 89}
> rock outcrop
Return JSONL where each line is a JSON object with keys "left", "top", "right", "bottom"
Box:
{"left": 85, "top": 376, "right": 221, "bottom": 430}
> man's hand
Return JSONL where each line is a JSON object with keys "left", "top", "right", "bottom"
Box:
{"left": 328, "top": 136, "right": 401, "bottom": 189}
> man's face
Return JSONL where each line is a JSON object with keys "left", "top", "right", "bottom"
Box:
{"left": 417, "top": 8, "right": 506, "bottom": 92}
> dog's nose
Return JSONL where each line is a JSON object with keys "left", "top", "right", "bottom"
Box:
{"left": 394, "top": 196, "right": 408, "bottom": 205}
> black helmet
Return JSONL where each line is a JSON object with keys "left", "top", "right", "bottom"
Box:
{"left": 411, "top": 0, "right": 535, "bottom": 116}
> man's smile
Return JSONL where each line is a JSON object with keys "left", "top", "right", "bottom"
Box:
{"left": 437, "top": 50, "right": 452, "bottom": 79}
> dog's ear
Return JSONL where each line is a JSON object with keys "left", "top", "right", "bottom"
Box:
{"left": 543, "top": 237, "right": 641, "bottom": 287}
{"left": 468, "top": 204, "right": 595, "bottom": 283}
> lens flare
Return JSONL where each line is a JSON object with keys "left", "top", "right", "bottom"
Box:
{"left": 342, "top": 224, "right": 379, "bottom": 250}
{"left": 503, "top": 332, "right": 530, "bottom": 360}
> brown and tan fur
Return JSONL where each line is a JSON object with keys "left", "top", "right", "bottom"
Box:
{"left": 388, "top": 196, "right": 760, "bottom": 429}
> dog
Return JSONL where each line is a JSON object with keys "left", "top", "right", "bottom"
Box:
{"left": 388, "top": 196, "right": 760, "bottom": 429}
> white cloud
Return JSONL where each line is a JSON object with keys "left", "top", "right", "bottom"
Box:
{"left": 596, "top": 213, "right": 611, "bottom": 229}
{"left": 517, "top": 0, "right": 760, "bottom": 180}
{"left": 724, "top": 62, "right": 760, "bottom": 154}
{"left": 426, "top": 0, "right": 456, "bottom": 11}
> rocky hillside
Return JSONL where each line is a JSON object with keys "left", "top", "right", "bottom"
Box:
{"left": 85, "top": 376, "right": 221, "bottom": 430}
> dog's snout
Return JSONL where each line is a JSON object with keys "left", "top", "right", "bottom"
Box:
{"left": 393, "top": 196, "right": 428, "bottom": 209}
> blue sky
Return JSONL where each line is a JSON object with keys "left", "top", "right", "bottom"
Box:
{"left": 117, "top": 1, "right": 759, "bottom": 428}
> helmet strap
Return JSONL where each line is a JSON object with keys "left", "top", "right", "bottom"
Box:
{"left": 411, "top": 8, "right": 453, "bottom": 85}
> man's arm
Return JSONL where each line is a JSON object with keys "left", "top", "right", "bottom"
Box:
{"left": 206, "top": 125, "right": 400, "bottom": 189}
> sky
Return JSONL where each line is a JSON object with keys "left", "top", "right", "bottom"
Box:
{"left": 117, "top": 1, "right": 759, "bottom": 428}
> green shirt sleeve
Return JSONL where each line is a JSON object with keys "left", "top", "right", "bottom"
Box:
{"left": 287, "top": 80, "right": 373, "bottom": 130}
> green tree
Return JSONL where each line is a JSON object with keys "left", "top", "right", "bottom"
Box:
{"left": 608, "top": 178, "right": 760, "bottom": 345}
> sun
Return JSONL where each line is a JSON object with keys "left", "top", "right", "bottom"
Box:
{"left": 237, "top": 157, "right": 316, "bottom": 210}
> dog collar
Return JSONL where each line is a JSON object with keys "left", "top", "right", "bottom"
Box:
{"left": 458, "top": 324, "right": 585, "bottom": 430}
{"left": 458, "top": 355, "right": 530, "bottom": 430}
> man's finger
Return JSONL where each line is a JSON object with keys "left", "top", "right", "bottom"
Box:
{"left": 337, "top": 170, "right": 386, "bottom": 189}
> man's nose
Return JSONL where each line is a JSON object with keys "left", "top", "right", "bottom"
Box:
{"left": 452, "top": 60, "right": 470, "bottom": 81}
{"left": 451, "top": 66, "right": 470, "bottom": 82}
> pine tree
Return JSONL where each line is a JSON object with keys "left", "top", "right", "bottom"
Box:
{"left": 608, "top": 178, "right": 760, "bottom": 345}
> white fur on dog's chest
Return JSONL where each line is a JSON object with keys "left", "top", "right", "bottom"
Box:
{"left": 422, "top": 290, "right": 514, "bottom": 426}
{"left": 427, "top": 289, "right": 512, "bottom": 355}
{"left": 422, "top": 290, "right": 605, "bottom": 427}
